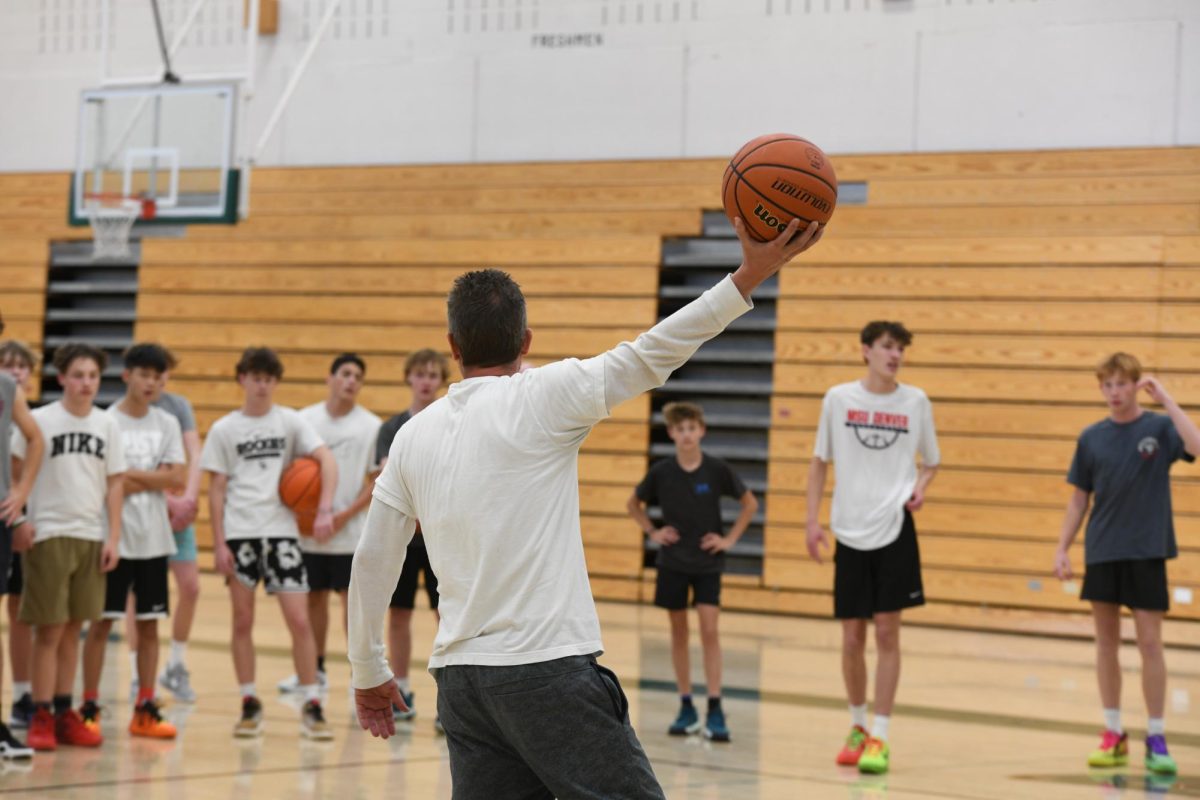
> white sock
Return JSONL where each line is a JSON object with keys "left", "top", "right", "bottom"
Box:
{"left": 12, "top": 681, "right": 30, "bottom": 699}
{"left": 300, "top": 683, "right": 321, "bottom": 703}
{"left": 1102, "top": 708, "right": 1122, "bottom": 734}
{"left": 395, "top": 677, "right": 411, "bottom": 693}
{"left": 871, "top": 715, "right": 890, "bottom": 741}
{"left": 128, "top": 651, "right": 139, "bottom": 677}
{"left": 850, "top": 703, "right": 868, "bottom": 729}
{"left": 239, "top": 682, "right": 257, "bottom": 699}
{"left": 169, "top": 640, "right": 188, "bottom": 667}
{"left": 1147, "top": 717, "right": 1165, "bottom": 736}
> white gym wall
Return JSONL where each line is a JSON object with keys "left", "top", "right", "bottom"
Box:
{"left": 1, "top": 0, "right": 1197, "bottom": 171}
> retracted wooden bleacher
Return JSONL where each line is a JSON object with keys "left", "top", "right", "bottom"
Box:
{"left": 0, "top": 148, "right": 1196, "bottom": 644}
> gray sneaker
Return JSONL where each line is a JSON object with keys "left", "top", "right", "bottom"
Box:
{"left": 158, "top": 663, "right": 197, "bottom": 703}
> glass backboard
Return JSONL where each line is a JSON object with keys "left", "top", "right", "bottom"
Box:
{"left": 69, "top": 82, "right": 239, "bottom": 225}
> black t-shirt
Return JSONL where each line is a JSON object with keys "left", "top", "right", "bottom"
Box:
{"left": 376, "top": 411, "right": 424, "bottom": 547}
{"left": 635, "top": 454, "right": 748, "bottom": 575}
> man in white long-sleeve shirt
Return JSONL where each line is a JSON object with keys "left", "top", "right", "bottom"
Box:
{"left": 348, "top": 216, "right": 823, "bottom": 799}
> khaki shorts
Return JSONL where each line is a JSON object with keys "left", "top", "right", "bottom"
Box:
{"left": 19, "top": 537, "right": 106, "bottom": 625}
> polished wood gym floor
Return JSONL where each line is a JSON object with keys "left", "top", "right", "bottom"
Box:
{"left": 0, "top": 572, "right": 1195, "bottom": 798}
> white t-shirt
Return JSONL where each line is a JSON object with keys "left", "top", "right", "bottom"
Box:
{"left": 13, "top": 401, "right": 126, "bottom": 543}
{"left": 360, "top": 274, "right": 752, "bottom": 675}
{"left": 814, "top": 381, "right": 941, "bottom": 551}
{"left": 298, "top": 403, "right": 382, "bottom": 555}
{"left": 199, "top": 406, "right": 325, "bottom": 541}
{"left": 107, "top": 405, "right": 186, "bottom": 559}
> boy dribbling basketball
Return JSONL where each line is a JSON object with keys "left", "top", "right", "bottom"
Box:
{"left": 1054, "top": 353, "right": 1198, "bottom": 775}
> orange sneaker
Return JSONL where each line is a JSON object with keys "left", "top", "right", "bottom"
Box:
{"left": 836, "top": 725, "right": 869, "bottom": 766}
{"left": 130, "top": 700, "right": 177, "bottom": 739}
{"left": 56, "top": 709, "right": 103, "bottom": 747}
{"left": 27, "top": 708, "right": 56, "bottom": 752}
{"left": 79, "top": 700, "right": 101, "bottom": 731}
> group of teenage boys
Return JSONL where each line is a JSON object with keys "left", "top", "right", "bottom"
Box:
{"left": 0, "top": 257, "right": 1194, "bottom": 782}
{"left": 624, "top": 320, "right": 1194, "bottom": 778}
{"left": 0, "top": 320, "right": 452, "bottom": 754}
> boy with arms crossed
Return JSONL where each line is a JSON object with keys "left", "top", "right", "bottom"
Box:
{"left": 81, "top": 344, "right": 185, "bottom": 739}
{"left": 201, "top": 347, "right": 338, "bottom": 740}
{"left": 806, "top": 321, "right": 939, "bottom": 775}
{"left": 14, "top": 343, "right": 124, "bottom": 751}
{"left": 627, "top": 401, "right": 757, "bottom": 742}
{"left": 0, "top": 340, "right": 38, "bottom": 730}
{"left": 1054, "top": 354, "right": 1198, "bottom": 775}
{"left": 277, "top": 354, "right": 381, "bottom": 695}
{"left": 373, "top": 348, "right": 449, "bottom": 720}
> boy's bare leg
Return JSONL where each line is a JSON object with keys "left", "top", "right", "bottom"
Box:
{"left": 1092, "top": 602, "right": 1123, "bottom": 712}
{"left": 229, "top": 581, "right": 257, "bottom": 685}
{"left": 169, "top": 560, "right": 201, "bottom": 646}
{"left": 871, "top": 612, "right": 902, "bottom": 716}
{"left": 1132, "top": 609, "right": 1166, "bottom": 718}
{"left": 54, "top": 621, "right": 84, "bottom": 697}
{"left": 668, "top": 609, "right": 690, "bottom": 695}
{"left": 276, "top": 592, "right": 318, "bottom": 686}
{"left": 841, "top": 618, "right": 869, "bottom": 707}
{"left": 136, "top": 619, "right": 159, "bottom": 691}
{"left": 308, "top": 590, "right": 330, "bottom": 660}
{"left": 82, "top": 619, "right": 115, "bottom": 697}
{"left": 696, "top": 604, "right": 721, "bottom": 697}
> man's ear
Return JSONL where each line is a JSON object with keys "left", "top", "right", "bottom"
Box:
{"left": 447, "top": 332, "right": 463, "bottom": 363}
{"left": 520, "top": 329, "right": 532, "bottom": 356}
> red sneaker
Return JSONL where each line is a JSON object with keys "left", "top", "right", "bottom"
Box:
{"left": 56, "top": 709, "right": 103, "bottom": 747}
{"left": 27, "top": 708, "right": 56, "bottom": 751}
{"left": 836, "top": 724, "right": 869, "bottom": 766}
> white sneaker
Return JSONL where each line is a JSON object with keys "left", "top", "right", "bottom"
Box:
{"left": 277, "top": 670, "right": 327, "bottom": 694}
{"left": 300, "top": 699, "right": 333, "bottom": 741}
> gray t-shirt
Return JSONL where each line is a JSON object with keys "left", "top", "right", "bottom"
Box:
{"left": 153, "top": 391, "right": 197, "bottom": 434}
{"left": 0, "top": 373, "right": 14, "bottom": 496}
{"left": 1067, "top": 411, "right": 1195, "bottom": 565}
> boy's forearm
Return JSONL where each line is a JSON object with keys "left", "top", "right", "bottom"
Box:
{"left": 316, "top": 449, "right": 337, "bottom": 510}
{"left": 183, "top": 432, "right": 203, "bottom": 500}
{"left": 106, "top": 479, "right": 124, "bottom": 545}
{"left": 806, "top": 460, "right": 827, "bottom": 525}
{"left": 626, "top": 496, "right": 655, "bottom": 534}
{"left": 1162, "top": 397, "right": 1200, "bottom": 456}
{"left": 1056, "top": 493, "right": 1089, "bottom": 552}
{"left": 916, "top": 465, "right": 938, "bottom": 494}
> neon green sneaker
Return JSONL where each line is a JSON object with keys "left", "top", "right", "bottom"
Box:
{"left": 1144, "top": 735, "right": 1177, "bottom": 775}
{"left": 857, "top": 737, "right": 890, "bottom": 774}
{"left": 1087, "top": 729, "right": 1128, "bottom": 767}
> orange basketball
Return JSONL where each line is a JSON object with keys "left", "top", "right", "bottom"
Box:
{"left": 279, "top": 457, "right": 321, "bottom": 536}
{"left": 721, "top": 133, "right": 838, "bottom": 242}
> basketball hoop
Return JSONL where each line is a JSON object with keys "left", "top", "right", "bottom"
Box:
{"left": 84, "top": 193, "right": 156, "bottom": 261}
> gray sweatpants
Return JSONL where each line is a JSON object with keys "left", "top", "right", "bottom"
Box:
{"left": 432, "top": 655, "right": 666, "bottom": 800}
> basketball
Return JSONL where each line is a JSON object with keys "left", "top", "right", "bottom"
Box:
{"left": 279, "top": 456, "right": 321, "bottom": 535}
{"left": 721, "top": 133, "right": 838, "bottom": 242}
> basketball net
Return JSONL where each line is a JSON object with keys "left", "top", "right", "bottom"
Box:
{"left": 86, "top": 195, "right": 152, "bottom": 261}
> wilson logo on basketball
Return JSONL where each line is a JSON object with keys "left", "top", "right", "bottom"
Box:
{"left": 804, "top": 147, "right": 824, "bottom": 169}
{"left": 770, "top": 179, "right": 832, "bottom": 213}
{"left": 753, "top": 204, "right": 787, "bottom": 233}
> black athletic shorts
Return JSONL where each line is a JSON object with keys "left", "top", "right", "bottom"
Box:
{"left": 833, "top": 509, "right": 925, "bottom": 619}
{"left": 227, "top": 538, "right": 310, "bottom": 594}
{"left": 653, "top": 568, "right": 721, "bottom": 610}
{"left": 303, "top": 552, "right": 354, "bottom": 593}
{"left": 390, "top": 540, "right": 439, "bottom": 610}
{"left": 4, "top": 552, "right": 22, "bottom": 596}
{"left": 1081, "top": 558, "right": 1170, "bottom": 612}
{"left": 0, "top": 523, "right": 13, "bottom": 596}
{"left": 103, "top": 556, "right": 170, "bottom": 620}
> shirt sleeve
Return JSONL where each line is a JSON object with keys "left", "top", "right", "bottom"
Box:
{"left": 173, "top": 394, "right": 197, "bottom": 433}
{"left": 634, "top": 465, "right": 658, "bottom": 505}
{"left": 105, "top": 416, "right": 126, "bottom": 476}
{"left": 1165, "top": 417, "right": 1197, "bottom": 464}
{"left": 199, "top": 422, "right": 232, "bottom": 475}
{"left": 292, "top": 412, "right": 325, "bottom": 456}
{"left": 372, "top": 429, "right": 416, "bottom": 517}
{"left": 374, "top": 417, "right": 398, "bottom": 468}
{"left": 719, "top": 459, "right": 749, "bottom": 498}
{"left": 813, "top": 392, "right": 835, "bottom": 462}
{"left": 1066, "top": 434, "right": 1093, "bottom": 491}
{"left": 348, "top": 499, "right": 417, "bottom": 689}
{"left": 161, "top": 415, "right": 186, "bottom": 466}
{"left": 918, "top": 394, "right": 941, "bottom": 467}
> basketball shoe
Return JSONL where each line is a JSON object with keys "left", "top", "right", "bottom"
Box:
{"left": 1087, "top": 730, "right": 1129, "bottom": 767}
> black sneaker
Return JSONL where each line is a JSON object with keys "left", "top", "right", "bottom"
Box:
{"left": 9, "top": 694, "right": 34, "bottom": 730}
{"left": 0, "top": 723, "right": 32, "bottom": 759}
{"left": 233, "top": 696, "right": 263, "bottom": 738}
{"left": 300, "top": 699, "right": 332, "bottom": 741}
{"left": 79, "top": 700, "right": 101, "bottom": 728}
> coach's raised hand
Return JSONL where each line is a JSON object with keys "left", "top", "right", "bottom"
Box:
{"left": 731, "top": 216, "right": 823, "bottom": 300}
